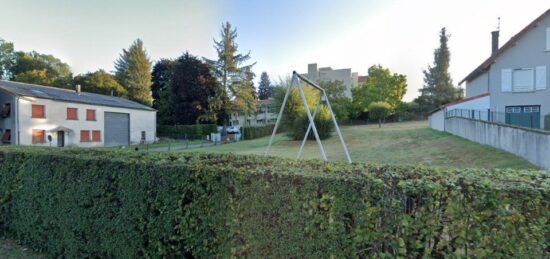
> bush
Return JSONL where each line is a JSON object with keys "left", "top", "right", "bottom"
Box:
{"left": 0, "top": 148, "right": 548, "bottom": 258}
{"left": 368, "top": 101, "right": 393, "bottom": 127}
{"left": 290, "top": 105, "right": 334, "bottom": 140}
{"left": 157, "top": 124, "right": 217, "bottom": 139}
{"left": 242, "top": 124, "right": 275, "bottom": 140}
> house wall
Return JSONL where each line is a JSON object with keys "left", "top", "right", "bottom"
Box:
{"left": 319, "top": 68, "right": 353, "bottom": 98}
{"left": 17, "top": 97, "right": 156, "bottom": 147}
{"left": 485, "top": 14, "right": 550, "bottom": 127}
{"left": 465, "top": 73, "right": 489, "bottom": 98}
{"left": 429, "top": 109, "right": 445, "bottom": 131}
{"left": 307, "top": 63, "right": 354, "bottom": 98}
{"left": 445, "top": 117, "right": 550, "bottom": 169}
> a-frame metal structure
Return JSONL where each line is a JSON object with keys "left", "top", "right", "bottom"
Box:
{"left": 264, "top": 71, "right": 352, "bottom": 164}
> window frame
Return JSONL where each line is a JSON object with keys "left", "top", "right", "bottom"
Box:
{"left": 92, "top": 130, "right": 101, "bottom": 142}
{"left": 31, "top": 105, "right": 46, "bottom": 119}
{"left": 2, "top": 103, "right": 10, "bottom": 118}
{"left": 66, "top": 107, "right": 78, "bottom": 120}
{"left": 80, "top": 130, "right": 91, "bottom": 142}
{"left": 86, "top": 109, "right": 96, "bottom": 121}
{"left": 32, "top": 129, "right": 46, "bottom": 143}
{"left": 512, "top": 68, "right": 535, "bottom": 92}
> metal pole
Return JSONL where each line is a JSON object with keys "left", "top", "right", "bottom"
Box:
{"left": 323, "top": 90, "right": 352, "bottom": 164}
{"left": 296, "top": 75, "right": 327, "bottom": 161}
{"left": 297, "top": 95, "right": 322, "bottom": 159}
{"left": 264, "top": 75, "right": 294, "bottom": 156}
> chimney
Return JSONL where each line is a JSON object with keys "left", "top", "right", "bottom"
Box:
{"left": 75, "top": 84, "right": 81, "bottom": 95}
{"left": 491, "top": 30, "right": 499, "bottom": 55}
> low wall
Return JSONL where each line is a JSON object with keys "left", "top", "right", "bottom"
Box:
{"left": 445, "top": 117, "right": 550, "bottom": 169}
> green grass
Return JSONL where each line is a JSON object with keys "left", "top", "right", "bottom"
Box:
{"left": 179, "top": 121, "right": 536, "bottom": 170}
{"left": 0, "top": 239, "right": 44, "bottom": 259}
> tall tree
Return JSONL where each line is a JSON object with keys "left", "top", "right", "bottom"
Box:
{"left": 115, "top": 39, "right": 153, "bottom": 106}
{"left": 11, "top": 51, "right": 73, "bottom": 88}
{"left": 73, "top": 70, "right": 127, "bottom": 96}
{"left": 206, "top": 22, "right": 255, "bottom": 123}
{"left": 170, "top": 52, "right": 220, "bottom": 125}
{"left": 0, "top": 38, "right": 15, "bottom": 80}
{"left": 151, "top": 59, "right": 174, "bottom": 106}
{"left": 352, "top": 65, "right": 407, "bottom": 116}
{"left": 417, "top": 28, "right": 463, "bottom": 109}
{"left": 319, "top": 80, "right": 352, "bottom": 121}
{"left": 258, "top": 72, "right": 273, "bottom": 100}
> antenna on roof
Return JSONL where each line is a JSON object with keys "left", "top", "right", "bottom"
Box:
{"left": 496, "top": 17, "right": 501, "bottom": 31}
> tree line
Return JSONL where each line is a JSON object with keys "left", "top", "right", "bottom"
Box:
{"left": 0, "top": 25, "right": 461, "bottom": 128}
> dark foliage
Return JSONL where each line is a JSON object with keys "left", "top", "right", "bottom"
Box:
{"left": 0, "top": 148, "right": 547, "bottom": 258}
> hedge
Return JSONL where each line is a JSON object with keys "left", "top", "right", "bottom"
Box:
{"left": 157, "top": 124, "right": 217, "bottom": 139}
{"left": 241, "top": 124, "right": 275, "bottom": 140}
{"left": 0, "top": 148, "right": 548, "bottom": 258}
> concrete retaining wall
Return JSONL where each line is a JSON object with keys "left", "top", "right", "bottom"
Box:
{"left": 445, "top": 117, "right": 550, "bottom": 170}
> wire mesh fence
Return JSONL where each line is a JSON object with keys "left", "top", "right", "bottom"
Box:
{"left": 445, "top": 108, "right": 543, "bottom": 130}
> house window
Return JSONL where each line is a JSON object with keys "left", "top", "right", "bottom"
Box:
{"left": 2, "top": 103, "right": 10, "bottom": 118}
{"left": 92, "top": 130, "right": 101, "bottom": 142}
{"left": 524, "top": 106, "right": 540, "bottom": 113}
{"left": 67, "top": 108, "right": 78, "bottom": 120}
{"left": 512, "top": 68, "right": 534, "bottom": 92}
{"left": 505, "top": 107, "right": 522, "bottom": 113}
{"left": 2, "top": 129, "right": 10, "bottom": 144}
{"left": 80, "top": 130, "right": 90, "bottom": 142}
{"left": 31, "top": 105, "right": 45, "bottom": 118}
{"left": 86, "top": 109, "right": 96, "bottom": 121}
{"left": 546, "top": 27, "right": 550, "bottom": 51}
{"left": 32, "top": 129, "right": 45, "bottom": 143}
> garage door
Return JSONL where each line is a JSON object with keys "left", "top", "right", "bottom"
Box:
{"left": 505, "top": 106, "right": 540, "bottom": 129}
{"left": 104, "top": 112, "right": 129, "bottom": 146}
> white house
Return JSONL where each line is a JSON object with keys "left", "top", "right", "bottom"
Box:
{"left": 0, "top": 80, "right": 156, "bottom": 147}
{"left": 430, "top": 8, "right": 550, "bottom": 131}
{"left": 458, "top": 8, "right": 550, "bottom": 129}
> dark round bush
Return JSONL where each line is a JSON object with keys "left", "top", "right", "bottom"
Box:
{"left": 290, "top": 105, "right": 334, "bottom": 140}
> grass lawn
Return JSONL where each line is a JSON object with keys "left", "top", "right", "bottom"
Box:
{"left": 0, "top": 239, "right": 43, "bottom": 259}
{"left": 179, "top": 121, "right": 536, "bottom": 170}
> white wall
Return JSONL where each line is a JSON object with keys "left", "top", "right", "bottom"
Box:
{"left": 17, "top": 97, "right": 156, "bottom": 147}
{"left": 429, "top": 109, "right": 445, "bottom": 131}
{"left": 446, "top": 117, "right": 550, "bottom": 170}
{"left": 447, "top": 95, "right": 490, "bottom": 111}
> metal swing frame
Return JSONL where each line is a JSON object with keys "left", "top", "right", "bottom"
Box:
{"left": 264, "top": 71, "right": 352, "bottom": 163}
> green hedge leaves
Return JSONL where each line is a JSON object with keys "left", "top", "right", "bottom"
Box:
{"left": 0, "top": 148, "right": 548, "bottom": 258}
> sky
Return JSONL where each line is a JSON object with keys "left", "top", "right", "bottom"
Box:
{"left": 1, "top": 0, "right": 549, "bottom": 101}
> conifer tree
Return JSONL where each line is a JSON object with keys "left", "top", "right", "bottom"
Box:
{"left": 258, "top": 72, "right": 273, "bottom": 100}
{"left": 115, "top": 39, "right": 153, "bottom": 106}
{"left": 206, "top": 22, "right": 255, "bottom": 124}
{"left": 417, "top": 28, "right": 463, "bottom": 109}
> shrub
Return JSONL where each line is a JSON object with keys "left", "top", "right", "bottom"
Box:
{"left": 0, "top": 148, "right": 548, "bottom": 258}
{"left": 290, "top": 105, "right": 334, "bottom": 140}
{"left": 242, "top": 124, "right": 275, "bottom": 140}
{"left": 368, "top": 101, "right": 393, "bottom": 127}
{"left": 157, "top": 124, "right": 217, "bottom": 139}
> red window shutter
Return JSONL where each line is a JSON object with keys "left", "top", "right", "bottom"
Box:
{"left": 92, "top": 130, "right": 101, "bottom": 142}
{"left": 32, "top": 105, "right": 45, "bottom": 118}
{"left": 32, "top": 130, "right": 45, "bottom": 143}
{"left": 80, "top": 130, "right": 90, "bottom": 142}
{"left": 67, "top": 108, "right": 78, "bottom": 120}
{"left": 2, "top": 130, "right": 10, "bottom": 143}
{"left": 86, "top": 109, "right": 96, "bottom": 121}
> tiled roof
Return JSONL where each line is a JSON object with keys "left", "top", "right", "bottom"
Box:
{"left": 0, "top": 80, "right": 155, "bottom": 111}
